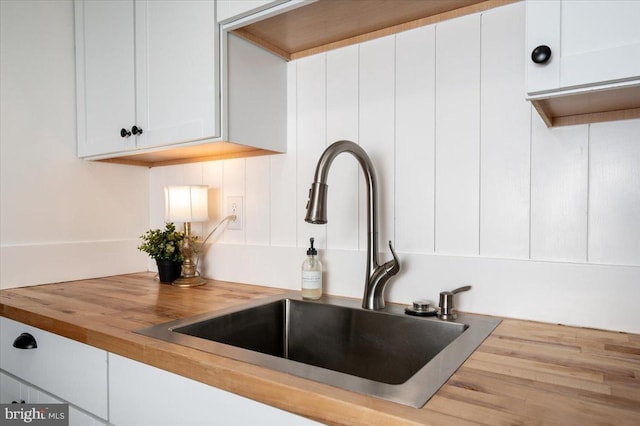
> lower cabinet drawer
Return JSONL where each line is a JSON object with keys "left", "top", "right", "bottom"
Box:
{"left": 1, "top": 370, "right": 109, "bottom": 426}
{"left": 0, "top": 317, "right": 108, "bottom": 420}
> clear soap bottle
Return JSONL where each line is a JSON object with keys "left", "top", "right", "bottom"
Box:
{"left": 302, "top": 237, "right": 322, "bottom": 300}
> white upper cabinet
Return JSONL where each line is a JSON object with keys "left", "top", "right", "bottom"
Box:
{"left": 75, "top": 0, "right": 220, "bottom": 157}
{"left": 75, "top": 0, "right": 219, "bottom": 158}
{"left": 216, "top": 0, "right": 281, "bottom": 23}
{"left": 75, "top": 0, "right": 287, "bottom": 166}
{"left": 526, "top": 0, "right": 640, "bottom": 94}
{"left": 525, "top": 0, "right": 640, "bottom": 126}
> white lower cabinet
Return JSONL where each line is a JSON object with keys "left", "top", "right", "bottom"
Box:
{"left": 0, "top": 317, "right": 109, "bottom": 421}
{"left": 0, "top": 371, "right": 108, "bottom": 426}
{"left": 0, "top": 317, "right": 319, "bottom": 425}
{"left": 109, "top": 353, "right": 319, "bottom": 426}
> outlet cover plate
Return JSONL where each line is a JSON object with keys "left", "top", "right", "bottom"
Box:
{"left": 227, "top": 196, "right": 243, "bottom": 230}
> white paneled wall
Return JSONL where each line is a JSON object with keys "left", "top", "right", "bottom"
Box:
{"left": 359, "top": 36, "right": 396, "bottom": 252}
{"left": 589, "top": 120, "right": 640, "bottom": 265}
{"left": 530, "top": 117, "right": 589, "bottom": 262}
{"left": 150, "top": 2, "right": 640, "bottom": 333}
{"left": 395, "top": 25, "right": 436, "bottom": 254}
{"left": 326, "top": 45, "right": 359, "bottom": 251}
{"left": 435, "top": 14, "right": 481, "bottom": 256}
{"left": 480, "top": 4, "right": 531, "bottom": 259}
{"left": 296, "top": 54, "right": 327, "bottom": 249}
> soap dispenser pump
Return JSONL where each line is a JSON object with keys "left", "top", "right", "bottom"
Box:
{"left": 301, "top": 237, "right": 322, "bottom": 300}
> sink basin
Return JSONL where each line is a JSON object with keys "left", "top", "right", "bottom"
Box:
{"left": 176, "top": 298, "right": 465, "bottom": 385}
{"left": 137, "top": 293, "right": 500, "bottom": 407}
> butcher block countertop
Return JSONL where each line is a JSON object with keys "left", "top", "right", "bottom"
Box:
{"left": 1, "top": 273, "right": 639, "bottom": 425}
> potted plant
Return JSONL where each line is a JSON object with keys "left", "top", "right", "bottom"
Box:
{"left": 138, "top": 223, "right": 184, "bottom": 283}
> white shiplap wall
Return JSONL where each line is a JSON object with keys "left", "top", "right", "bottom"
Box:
{"left": 150, "top": 2, "right": 640, "bottom": 333}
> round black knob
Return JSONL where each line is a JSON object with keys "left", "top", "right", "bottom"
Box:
{"left": 131, "top": 125, "right": 143, "bottom": 135}
{"left": 120, "top": 128, "right": 132, "bottom": 138}
{"left": 13, "top": 332, "right": 37, "bottom": 349}
{"left": 531, "top": 45, "right": 552, "bottom": 64}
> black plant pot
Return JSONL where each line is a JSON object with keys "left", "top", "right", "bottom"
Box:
{"left": 156, "top": 259, "right": 183, "bottom": 284}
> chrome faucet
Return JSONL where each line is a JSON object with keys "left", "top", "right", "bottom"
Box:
{"left": 305, "top": 140, "right": 400, "bottom": 310}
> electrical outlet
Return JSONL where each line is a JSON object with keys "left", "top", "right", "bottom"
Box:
{"left": 226, "top": 196, "right": 243, "bottom": 230}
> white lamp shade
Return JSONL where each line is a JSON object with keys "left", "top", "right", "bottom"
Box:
{"left": 165, "top": 185, "right": 209, "bottom": 222}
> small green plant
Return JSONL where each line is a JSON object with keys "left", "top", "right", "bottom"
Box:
{"left": 138, "top": 223, "right": 185, "bottom": 262}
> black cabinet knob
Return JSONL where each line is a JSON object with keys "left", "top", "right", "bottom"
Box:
{"left": 131, "top": 125, "right": 143, "bottom": 135}
{"left": 13, "top": 332, "right": 37, "bottom": 349}
{"left": 531, "top": 45, "right": 552, "bottom": 64}
{"left": 120, "top": 128, "right": 132, "bottom": 138}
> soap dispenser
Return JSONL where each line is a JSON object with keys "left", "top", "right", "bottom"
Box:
{"left": 302, "top": 237, "right": 322, "bottom": 300}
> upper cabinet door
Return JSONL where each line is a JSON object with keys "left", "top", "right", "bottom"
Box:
{"left": 75, "top": 0, "right": 136, "bottom": 157}
{"left": 135, "top": 0, "right": 219, "bottom": 149}
{"left": 526, "top": 0, "right": 640, "bottom": 96}
{"left": 216, "top": 0, "right": 279, "bottom": 23}
{"left": 559, "top": 1, "right": 640, "bottom": 89}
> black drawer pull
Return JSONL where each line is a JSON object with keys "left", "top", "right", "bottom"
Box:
{"left": 13, "top": 332, "right": 37, "bottom": 349}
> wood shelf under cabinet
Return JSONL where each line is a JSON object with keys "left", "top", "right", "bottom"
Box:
{"left": 93, "top": 142, "right": 281, "bottom": 168}
{"left": 232, "top": 0, "right": 516, "bottom": 61}
{"left": 531, "top": 84, "right": 640, "bottom": 127}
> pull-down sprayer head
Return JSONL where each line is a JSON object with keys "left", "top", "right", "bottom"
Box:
{"left": 305, "top": 182, "right": 328, "bottom": 224}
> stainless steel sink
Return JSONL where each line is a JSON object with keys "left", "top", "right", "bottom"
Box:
{"left": 137, "top": 293, "right": 500, "bottom": 407}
